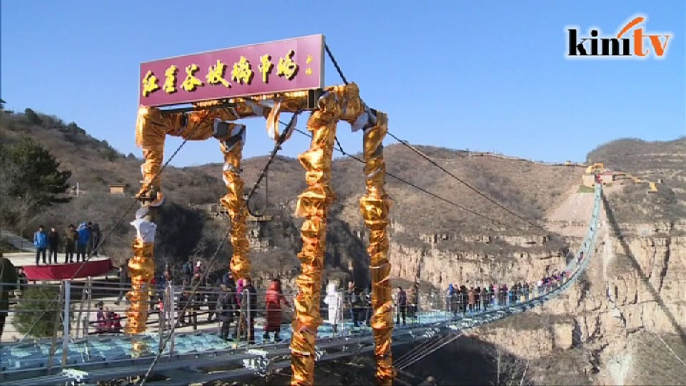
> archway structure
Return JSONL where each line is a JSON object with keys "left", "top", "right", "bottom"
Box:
{"left": 129, "top": 35, "right": 394, "bottom": 385}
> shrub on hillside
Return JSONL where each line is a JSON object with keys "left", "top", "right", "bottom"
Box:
{"left": 12, "top": 285, "right": 70, "bottom": 338}
{"left": 0, "top": 137, "right": 72, "bottom": 236}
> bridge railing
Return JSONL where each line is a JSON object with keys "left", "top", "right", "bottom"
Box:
{"left": 0, "top": 271, "right": 584, "bottom": 343}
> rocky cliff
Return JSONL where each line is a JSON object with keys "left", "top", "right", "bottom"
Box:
{"left": 388, "top": 229, "right": 567, "bottom": 288}
{"left": 454, "top": 195, "right": 686, "bottom": 386}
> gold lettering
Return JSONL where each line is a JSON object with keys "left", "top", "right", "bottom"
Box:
{"left": 181, "top": 64, "right": 203, "bottom": 92}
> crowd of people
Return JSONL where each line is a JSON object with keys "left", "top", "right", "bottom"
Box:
{"left": 323, "top": 281, "right": 381, "bottom": 332}
{"left": 32, "top": 222, "right": 102, "bottom": 265}
{"left": 95, "top": 300, "right": 122, "bottom": 333}
{"left": 439, "top": 257, "right": 579, "bottom": 316}
{"left": 107, "top": 259, "right": 292, "bottom": 343}
{"left": 8, "top": 247, "right": 583, "bottom": 343}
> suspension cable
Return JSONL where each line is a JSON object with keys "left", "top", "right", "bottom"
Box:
{"left": 138, "top": 111, "right": 301, "bottom": 386}
{"left": 394, "top": 333, "right": 451, "bottom": 369}
{"left": 324, "top": 42, "right": 548, "bottom": 234}
{"left": 394, "top": 316, "right": 471, "bottom": 369}
{"left": 325, "top": 44, "right": 349, "bottom": 86}
{"left": 72, "top": 119, "right": 199, "bottom": 277}
{"left": 386, "top": 131, "right": 549, "bottom": 233}
{"left": 291, "top": 126, "right": 525, "bottom": 231}
{"left": 396, "top": 330, "right": 464, "bottom": 370}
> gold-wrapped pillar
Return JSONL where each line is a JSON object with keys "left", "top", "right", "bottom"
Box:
{"left": 290, "top": 92, "right": 341, "bottom": 386}
{"left": 359, "top": 111, "right": 394, "bottom": 385}
{"left": 218, "top": 124, "right": 251, "bottom": 281}
{"left": 126, "top": 106, "right": 167, "bottom": 334}
{"left": 128, "top": 105, "right": 220, "bottom": 334}
{"left": 127, "top": 103, "right": 261, "bottom": 334}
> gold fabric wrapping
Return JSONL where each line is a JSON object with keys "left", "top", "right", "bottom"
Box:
{"left": 359, "top": 112, "right": 395, "bottom": 385}
{"left": 127, "top": 107, "right": 167, "bottom": 335}
{"left": 290, "top": 84, "right": 365, "bottom": 386}
{"left": 219, "top": 134, "right": 251, "bottom": 281}
{"left": 128, "top": 102, "right": 261, "bottom": 334}
{"left": 125, "top": 238, "right": 155, "bottom": 334}
{"left": 290, "top": 98, "right": 339, "bottom": 386}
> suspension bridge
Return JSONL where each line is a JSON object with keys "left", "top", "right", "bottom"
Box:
{"left": 0, "top": 34, "right": 605, "bottom": 386}
{"left": 0, "top": 182, "right": 602, "bottom": 385}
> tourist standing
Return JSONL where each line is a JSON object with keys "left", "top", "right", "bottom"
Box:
{"left": 217, "top": 283, "right": 237, "bottom": 341}
{"left": 264, "top": 279, "right": 289, "bottom": 341}
{"left": 64, "top": 224, "right": 77, "bottom": 263}
{"left": 33, "top": 225, "right": 48, "bottom": 265}
{"left": 324, "top": 281, "right": 343, "bottom": 332}
{"left": 91, "top": 223, "right": 102, "bottom": 256}
{"left": 86, "top": 222, "right": 94, "bottom": 256}
{"left": 396, "top": 286, "right": 407, "bottom": 325}
{"left": 47, "top": 227, "right": 59, "bottom": 264}
{"left": 76, "top": 223, "right": 90, "bottom": 262}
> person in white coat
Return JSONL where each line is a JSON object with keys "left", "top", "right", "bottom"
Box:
{"left": 324, "top": 281, "right": 343, "bottom": 333}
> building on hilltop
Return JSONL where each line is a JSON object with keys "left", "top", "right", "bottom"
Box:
{"left": 109, "top": 183, "right": 129, "bottom": 195}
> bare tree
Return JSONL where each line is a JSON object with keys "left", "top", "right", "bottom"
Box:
{"left": 484, "top": 343, "right": 532, "bottom": 386}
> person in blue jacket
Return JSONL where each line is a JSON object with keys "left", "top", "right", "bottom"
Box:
{"left": 33, "top": 225, "right": 48, "bottom": 265}
{"left": 76, "top": 223, "right": 91, "bottom": 262}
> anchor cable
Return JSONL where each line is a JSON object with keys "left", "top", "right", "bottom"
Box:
{"left": 324, "top": 42, "right": 549, "bottom": 234}
{"left": 291, "top": 126, "right": 524, "bottom": 231}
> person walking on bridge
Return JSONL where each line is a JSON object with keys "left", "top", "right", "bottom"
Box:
{"left": 446, "top": 284, "right": 455, "bottom": 313}
{"left": 396, "top": 286, "right": 407, "bottom": 325}
{"left": 324, "top": 281, "right": 343, "bottom": 332}
{"left": 264, "top": 279, "right": 289, "bottom": 342}
{"left": 33, "top": 225, "right": 48, "bottom": 265}
{"left": 467, "top": 287, "right": 476, "bottom": 312}
{"left": 217, "top": 283, "right": 237, "bottom": 341}
{"left": 407, "top": 282, "right": 419, "bottom": 320}
{"left": 64, "top": 224, "right": 77, "bottom": 263}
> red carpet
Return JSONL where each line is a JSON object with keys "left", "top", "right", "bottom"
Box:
{"left": 23, "top": 259, "right": 114, "bottom": 280}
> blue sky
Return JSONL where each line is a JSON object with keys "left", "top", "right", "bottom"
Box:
{"left": 2, "top": 1, "right": 684, "bottom": 167}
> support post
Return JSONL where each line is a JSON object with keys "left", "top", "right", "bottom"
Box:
{"left": 290, "top": 95, "right": 340, "bottom": 386}
{"left": 47, "top": 281, "right": 65, "bottom": 371}
{"left": 61, "top": 280, "right": 72, "bottom": 366}
{"left": 359, "top": 111, "right": 395, "bottom": 385}
{"left": 218, "top": 124, "right": 250, "bottom": 281}
{"left": 127, "top": 106, "right": 164, "bottom": 335}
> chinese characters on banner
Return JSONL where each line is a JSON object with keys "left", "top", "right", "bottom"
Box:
{"left": 139, "top": 35, "right": 325, "bottom": 107}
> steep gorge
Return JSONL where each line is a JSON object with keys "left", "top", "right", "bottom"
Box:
{"left": 464, "top": 197, "right": 686, "bottom": 385}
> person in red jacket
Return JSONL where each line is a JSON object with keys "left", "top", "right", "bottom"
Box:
{"left": 263, "top": 279, "right": 289, "bottom": 342}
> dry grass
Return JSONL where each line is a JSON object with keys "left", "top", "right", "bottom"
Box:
{"left": 587, "top": 137, "right": 686, "bottom": 224}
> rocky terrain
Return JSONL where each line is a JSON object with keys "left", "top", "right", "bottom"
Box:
{"left": 451, "top": 138, "right": 686, "bottom": 385}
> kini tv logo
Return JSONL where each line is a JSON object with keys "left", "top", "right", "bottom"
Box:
{"left": 566, "top": 15, "right": 672, "bottom": 59}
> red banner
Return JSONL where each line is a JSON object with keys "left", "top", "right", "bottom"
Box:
{"left": 23, "top": 259, "right": 114, "bottom": 281}
{"left": 139, "top": 34, "right": 325, "bottom": 107}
